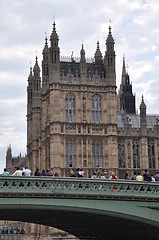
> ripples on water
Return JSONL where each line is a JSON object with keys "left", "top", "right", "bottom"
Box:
{"left": 0, "top": 234, "right": 78, "bottom": 240}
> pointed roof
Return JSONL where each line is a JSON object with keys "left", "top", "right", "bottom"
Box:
{"left": 95, "top": 41, "right": 102, "bottom": 61}
{"left": 106, "top": 26, "right": 115, "bottom": 44}
{"left": 50, "top": 21, "right": 59, "bottom": 41}
{"left": 28, "top": 66, "right": 33, "bottom": 80}
{"left": 80, "top": 44, "right": 86, "bottom": 61}
{"left": 33, "top": 56, "right": 40, "bottom": 72}
{"left": 119, "top": 55, "right": 127, "bottom": 94}
{"left": 140, "top": 95, "right": 147, "bottom": 109}
{"left": 80, "top": 44, "right": 85, "bottom": 55}
{"left": 125, "top": 73, "right": 130, "bottom": 84}
{"left": 43, "top": 37, "right": 49, "bottom": 53}
{"left": 122, "top": 55, "right": 126, "bottom": 77}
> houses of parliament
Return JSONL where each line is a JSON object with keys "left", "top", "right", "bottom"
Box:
{"left": 6, "top": 21, "right": 159, "bottom": 178}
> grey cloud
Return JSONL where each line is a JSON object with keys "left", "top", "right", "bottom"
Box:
{"left": 1, "top": 0, "right": 159, "bottom": 172}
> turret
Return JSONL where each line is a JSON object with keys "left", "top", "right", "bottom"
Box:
{"left": 140, "top": 95, "right": 147, "bottom": 129}
{"left": 50, "top": 21, "right": 60, "bottom": 66}
{"left": 120, "top": 55, "right": 126, "bottom": 93}
{"left": 33, "top": 56, "right": 40, "bottom": 78}
{"left": 6, "top": 144, "right": 12, "bottom": 171}
{"left": 139, "top": 95, "right": 148, "bottom": 169}
{"left": 42, "top": 37, "right": 49, "bottom": 88}
{"left": 94, "top": 41, "right": 102, "bottom": 64}
{"left": 27, "top": 66, "right": 33, "bottom": 108}
{"left": 42, "top": 37, "right": 49, "bottom": 76}
{"left": 120, "top": 73, "right": 136, "bottom": 113}
{"left": 104, "top": 25, "right": 116, "bottom": 86}
{"left": 32, "top": 56, "right": 41, "bottom": 101}
{"left": 80, "top": 44, "right": 86, "bottom": 77}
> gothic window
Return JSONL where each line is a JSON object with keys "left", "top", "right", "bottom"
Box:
{"left": 65, "top": 141, "right": 76, "bottom": 168}
{"left": 133, "top": 143, "right": 140, "bottom": 168}
{"left": 148, "top": 142, "right": 155, "bottom": 168}
{"left": 118, "top": 144, "right": 126, "bottom": 168}
{"left": 92, "top": 95, "right": 102, "bottom": 123}
{"left": 65, "top": 95, "right": 75, "bottom": 122}
{"left": 92, "top": 141, "right": 103, "bottom": 168}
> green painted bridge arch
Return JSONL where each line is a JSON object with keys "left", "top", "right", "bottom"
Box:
{"left": 0, "top": 176, "right": 159, "bottom": 239}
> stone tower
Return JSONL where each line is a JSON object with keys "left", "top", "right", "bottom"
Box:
{"left": 27, "top": 57, "right": 41, "bottom": 171}
{"left": 27, "top": 21, "right": 118, "bottom": 177}
{"left": 119, "top": 56, "right": 135, "bottom": 113}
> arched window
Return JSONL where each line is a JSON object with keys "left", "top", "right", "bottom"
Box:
{"left": 92, "top": 95, "right": 102, "bottom": 123}
{"left": 148, "top": 142, "right": 155, "bottom": 168}
{"left": 133, "top": 143, "right": 140, "bottom": 168}
{"left": 118, "top": 144, "right": 126, "bottom": 168}
{"left": 92, "top": 141, "right": 103, "bottom": 168}
{"left": 65, "top": 95, "right": 75, "bottom": 122}
{"left": 65, "top": 141, "right": 76, "bottom": 168}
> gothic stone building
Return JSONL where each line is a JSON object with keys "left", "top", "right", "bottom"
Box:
{"left": 26, "top": 21, "right": 159, "bottom": 178}
{"left": 6, "top": 144, "right": 27, "bottom": 174}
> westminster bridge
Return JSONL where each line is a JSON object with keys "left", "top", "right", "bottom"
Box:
{"left": 0, "top": 176, "right": 159, "bottom": 240}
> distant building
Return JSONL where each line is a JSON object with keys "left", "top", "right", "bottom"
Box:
{"left": 6, "top": 144, "right": 27, "bottom": 173}
{"left": 24, "top": 21, "right": 159, "bottom": 178}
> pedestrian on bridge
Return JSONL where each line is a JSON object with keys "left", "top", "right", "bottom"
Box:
{"left": 109, "top": 172, "right": 117, "bottom": 180}
{"left": 136, "top": 172, "right": 143, "bottom": 181}
{"left": 23, "top": 167, "right": 32, "bottom": 176}
{"left": 34, "top": 167, "right": 40, "bottom": 176}
{"left": 12, "top": 167, "right": 22, "bottom": 176}
{"left": 2, "top": 168, "right": 9, "bottom": 176}
{"left": 124, "top": 172, "right": 130, "bottom": 180}
{"left": 155, "top": 172, "right": 159, "bottom": 181}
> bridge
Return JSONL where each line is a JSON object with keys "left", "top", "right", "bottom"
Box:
{"left": 0, "top": 176, "right": 158, "bottom": 239}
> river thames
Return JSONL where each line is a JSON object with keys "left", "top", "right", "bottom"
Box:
{"left": 0, "top": 234, "right": 78, "bottom": 239}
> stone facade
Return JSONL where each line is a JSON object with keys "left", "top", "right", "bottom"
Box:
{"left": 26, "top": 21, "right": 159, "bottom": 178}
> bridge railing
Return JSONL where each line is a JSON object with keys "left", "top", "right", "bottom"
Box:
{"left": 0, "top": 176, "right": 159, "bottom": 201}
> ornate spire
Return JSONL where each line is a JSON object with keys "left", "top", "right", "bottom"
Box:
{"left": 45, "top": 37, "right": 48, "bottom": 46}
{"left": 80, "top": 43, "right": 86, "bottom": 75}
{"left": 140, "top": 95, "right": 146, "bottom": 107}
{"left": 43, "top": 36, "right": 49, "bottom": 54}
{"left": 29, "top": 66, "right": 32, "bottom": 78}
{"left": 49, "top": 21, "right": 60, "bottom": 65}
{"left": 80, "top": 43, "right": 86, "bottom": 60}
{"left": 106, "top": 25, "right": 115, "bottom": 44}
{"left": 95, "top": 41, "right": 102, "bottom": 63}
{"left": 104, "top": 24, "right": 116, "bottom": 85}
{"left": 50, "top": 21, "right": 59, "bottom": 41}
{"left": 122, "top": 55, "right": 126, "bottom": 77}
{"left": 33, "top": 56, "right": 40, "bottom": 76}
{"left": 140, "top": 95, "right": 147, "bottom": 130}
{"left": 80, "top": 43, "right": 85, "bottom": 54}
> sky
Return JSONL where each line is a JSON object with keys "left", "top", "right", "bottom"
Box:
{"left": 0, "top": 0, "right": 159, "bottom": 172}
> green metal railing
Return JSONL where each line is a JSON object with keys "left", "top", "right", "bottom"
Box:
{"left": 0, "top": 176, "right": 159, "bottom": 201}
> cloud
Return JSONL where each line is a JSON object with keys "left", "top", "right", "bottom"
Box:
{"left": 0, "top": 0, "right": 159, "bottom": 171}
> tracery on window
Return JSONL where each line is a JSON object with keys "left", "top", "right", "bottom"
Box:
{"left": 92, "top": 141, "right": 103, "bottom": 168}
{"left": 118, "top": 143, "right": 126, "bottom": 168}
{"left": 132, "top": 142, "right": 140, "bottom": 168}
{"left": 65, "top": 95, "right": 75, "bottom": 122}
{"left": 92, "top": 95, "right": 102, "bottom": 123}
{"left": 65, "top": 141, "right": 76, "bottom": 168}
{"left": 148, "top": 141, "right": 155, "bottom": 168}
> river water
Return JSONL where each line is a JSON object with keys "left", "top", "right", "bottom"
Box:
{"left": 0, "top": 234, "right": 78, "bottom": 240}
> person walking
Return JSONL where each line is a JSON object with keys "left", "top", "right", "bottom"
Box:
{"left": 136, "top": 172, "right": 143, "bottom": 181}
{"left": 23, "top": 167, "right": 32, "bottom": 176}
{"left": 2, "top": 168, "right": 9, "bottom": 176}
{"left": 12, "top": 167, "right": 22, "bottom": 176}
{"left": 155, "top": 172, "right": 159, "bottom": 182}
{"left": 131, "top": 172, "right": 136, "bottom": 180}
{"left": 34, "top": 167, "right": 40, "bottom": 176}
{"left": 124, "top": 172, "right": 130, "bottom": 180}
